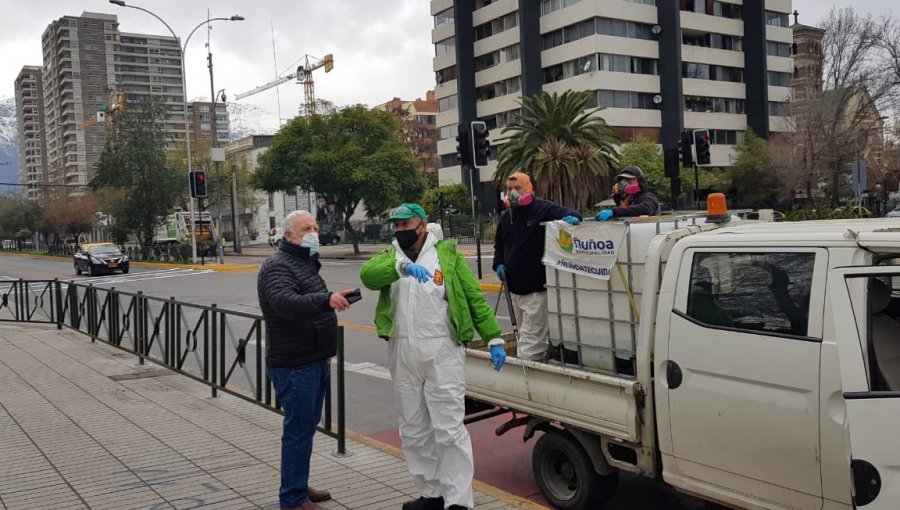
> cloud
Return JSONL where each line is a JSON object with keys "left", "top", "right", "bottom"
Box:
{"left": 1, "top": 0, "right": 436, "bottom": 116}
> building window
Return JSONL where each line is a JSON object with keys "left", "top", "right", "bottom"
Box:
{"left": 767, "top": 41, "right": 792, "bottom": 57}
{"left": 476, "top": 76, "right": 521, "bottom": 100}
{"left": 767, "top": 71, "right": 792, "bottom": 87}
{"left": 438, "top": 124, "right": 459, "bottom": 141}
{"left": 475, "top": 52, "right": 499, "bottom": 71}
{"left": 598, "top": 53, "right": 658, "bottom": 75}
{"left": 686, "top": 252, "right": 815, "bottom": 337}
{"left": 503, "top": 44, "right": 520, "bottom": 62}
{"left": 543, "top": 55, "right": 596, "bottom": 83}
{"left": 683, "top": 63, "right": 743, "bottom": 82}
{"left": 268, "top": 192, "right": 275, "bottom": 211}
{"left": 540, "top": 0, "right": 583, "bottom": 15}
{"left": 708, "top": 129, "right": 744, "bottom": 145}
{"left": 436, "top": 66, "right": 457, "bottom": 84}
{"left": 598, "top": 90, "right": 660, "bottom": 110}
{"left": 474, "top": 12, "right": 518, "bottom": 41}
{"left": 441, "top": 154, "right": 458, "bottom": 168}
{"left": 438, "top": 94, "right": 458, "bottom": 112}
{"left": 766, "top": 10, "right": 790, "bottom": 27}
{"left": 684, "top": 33, "right": 743, "bottom": 51}
{"left": 712, "top": 2, "right": 742, "bottom": 20}
{"left": 684, "top": 96, "right": 745, "bottom": 114}
{"left": 434, "top": 7, "right": 454, "bottom": 27}
{"left": 768, "top": 101, "right": 791, "bottom": 116}
{"left": 435, "top": 37, "right": 455, "bottom": 56}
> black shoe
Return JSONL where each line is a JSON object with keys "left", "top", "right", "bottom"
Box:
{"left": 448, "top": 506, "right": 469, "bottom": 510}
{"left": 401, "top": 496, "right": 444, "bottom": 510}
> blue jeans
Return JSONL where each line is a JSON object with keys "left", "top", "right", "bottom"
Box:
{"left": 267, "top": 360, "right": 330, "bottom": 508}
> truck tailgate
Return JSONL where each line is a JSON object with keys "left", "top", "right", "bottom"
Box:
{"left": 466, "top": 348, "right": 643, "bottom": 443}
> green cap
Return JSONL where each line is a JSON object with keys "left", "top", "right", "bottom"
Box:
{"left": 387, "top": 203, "right": 428, "bottom": 222}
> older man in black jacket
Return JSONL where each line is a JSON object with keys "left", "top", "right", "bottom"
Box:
{"left": 258, "top": 210, "right": 357, "bottom": 510}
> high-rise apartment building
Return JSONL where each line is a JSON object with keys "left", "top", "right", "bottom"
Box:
{"left": 115, "top": 32, "right": 185, "bottom": 146}
{"left": 41, "top": 12, "right": 119, "bottom": 197}
{"left": 432, "top": 0, "right": 794, "bottom": 207}
{"left": 14, "top": 66, "right": 48, "bottom": 202}
{"left": 188, "top": 102, "right": 230, "bottom": 156}
{"left": 28, "top": 12, "right": 196, "bottom": 199}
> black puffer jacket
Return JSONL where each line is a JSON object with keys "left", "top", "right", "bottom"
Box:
{"left": 257, "top": 242, "right": 337, "bottom": 367}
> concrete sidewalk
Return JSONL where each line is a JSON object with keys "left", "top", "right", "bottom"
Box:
{"left": 0, "top": 324, "right": 537, "bottom": 510}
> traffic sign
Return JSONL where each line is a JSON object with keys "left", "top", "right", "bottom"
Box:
{"left": 852, "top": 160, "right": 867, "bottom": 194}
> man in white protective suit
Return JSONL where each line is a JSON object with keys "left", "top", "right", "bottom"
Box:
{"left": 360, "top": 203, "right": 507, "bottom": 510}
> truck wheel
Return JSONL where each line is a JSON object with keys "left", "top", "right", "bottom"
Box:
{"left": 533, "top": 431, "right": 618, "bottom": 510}
{"left": 75, "top": 264, "right": 82, "bottom": 276}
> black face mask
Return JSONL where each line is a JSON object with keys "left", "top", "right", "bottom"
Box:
{"left": 395, "top": 229, "right": 421, "bottom": 250}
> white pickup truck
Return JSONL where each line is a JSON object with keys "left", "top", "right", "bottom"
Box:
{"left": 465, "top": 210, "right": 900, "bottom": 510}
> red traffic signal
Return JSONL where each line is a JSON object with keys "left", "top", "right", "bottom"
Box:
{"left": 190, "top": 170, "right": 208, "bottom": 198}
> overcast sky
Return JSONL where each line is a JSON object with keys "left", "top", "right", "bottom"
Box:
{"left": 0, "top": 1, "right": 896, "bottom": 118}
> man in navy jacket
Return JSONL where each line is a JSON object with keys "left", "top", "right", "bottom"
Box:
{"left": 492, "top": 172, "right": 581, "bottom": 361}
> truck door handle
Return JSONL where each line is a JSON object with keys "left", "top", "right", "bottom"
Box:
{"left": 851, "top": 459, "right": 881, "bottom": 505}
{"left": 667, "top": 361, "right": 683, "bottom": 389}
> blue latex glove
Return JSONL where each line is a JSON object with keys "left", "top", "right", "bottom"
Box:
{"left": 403, "top": 263, "right": 433, "bottom": 283}
{"left": 562, "top": 215, "right": 581, "bottom": 225}
{"left": 495, "top": 264, "right": 506, "bottom": 280}
{"left": 490, "top": 344, "right": 507, "bottom": 371}
{"left": 597, "top": 210, "right": 614, "bottom": 221}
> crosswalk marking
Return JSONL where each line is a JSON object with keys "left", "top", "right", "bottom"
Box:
{"left": 64, "top": 268, "right": 213, "bottom": 285}
{"left": 344, "top": 361, "right": 392, "bottom": 381}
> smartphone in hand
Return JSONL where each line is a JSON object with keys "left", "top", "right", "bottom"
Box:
{"left": 346, "top": 288, "right": 362, "bottom": 304}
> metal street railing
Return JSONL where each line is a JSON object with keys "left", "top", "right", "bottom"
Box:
{"left": 0, "top": 278, "right": 348, "bottom": 456}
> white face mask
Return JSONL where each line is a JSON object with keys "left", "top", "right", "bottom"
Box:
{"left": 300, "top": 232, "right": 319, "bottom": 255}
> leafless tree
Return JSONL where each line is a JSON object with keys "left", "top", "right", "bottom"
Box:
{"left": 790, "top": 8, "right": 896, "bottom": 204}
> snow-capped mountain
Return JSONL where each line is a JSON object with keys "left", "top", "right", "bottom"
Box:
{"left": 226, "top": 102, "right": 282, "bottom": 140}
{"left": 0, "top": 96, "right": 19, "bottom": 194}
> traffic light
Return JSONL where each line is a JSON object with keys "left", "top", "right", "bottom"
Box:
{"left": 190, "top": 170, "right": 207, "bottom": 198}
{"left": 455, "top": 124, "right": 473, "bottom": 167}
{"left": 693, "top": 129, "right": 711, "bottom": 166}
{"left": 471, "top": 121, "right": 490, "bottom": 167}
{"left": 679, "top": 131, "right": 693, "bottom": 167}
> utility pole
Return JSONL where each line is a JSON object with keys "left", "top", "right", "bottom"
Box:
{"left": 207, "top": 16, "right": 224, "bottom": 263}
{"left": 230, "top": 160, "right": 242, "bottom": 253}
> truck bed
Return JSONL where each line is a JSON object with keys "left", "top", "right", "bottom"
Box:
{"left": 465, "top": 344, "right": 643, "bottom": 443}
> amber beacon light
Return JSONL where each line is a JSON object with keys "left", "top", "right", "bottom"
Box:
{"left": 706, "top": 193, "right": 730, "bottom": 224}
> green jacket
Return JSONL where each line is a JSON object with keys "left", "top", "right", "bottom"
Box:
{"left": 359, "top": 241, "right": 502, "bottom": 344}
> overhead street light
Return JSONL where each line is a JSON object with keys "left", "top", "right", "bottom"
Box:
{"left": 107, "top": 0, "right": 244, "bottom": 263}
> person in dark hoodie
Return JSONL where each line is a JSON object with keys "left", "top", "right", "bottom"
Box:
{"left": 493, "top": 172, "right": 582, "bottom": 361}
{"left": 596, "top": 165, "right": 661, "bottom": 221}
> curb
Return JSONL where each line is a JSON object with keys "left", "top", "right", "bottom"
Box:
{"left": 0, "top": 251, "right": 259, "bottom": 272}
{"left": 480, "top": 283, "right": 503, "bottom": 292}
{"left": 345, "top": 430, "right": 550, "bottom": 510}
{"left": 130, "top": 261, "right": 259, "bottom": 272}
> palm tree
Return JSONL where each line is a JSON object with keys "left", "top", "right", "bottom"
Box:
{"left": 495, "top": 91, "right": 620, "bottom": 210}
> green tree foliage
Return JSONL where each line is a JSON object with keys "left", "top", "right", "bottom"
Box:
{"left": 0, "top": 195, "right": 42, "bottom": 240}
{"left": 729, "top": 130, "right": 781, "bottom": 209}
{"left": 252, "top": 105, "right": 423, "bottom": 254}
{"left": 91, "top": 98, "right": 185, "bottom": 248}
{"left": 618, "top": 138, "right": 728, "bottom": 207}
{"left": 495, "top": 91, "right": 620, "bottom": 210}
{"left": 421, "top": 184, "right": 472, "bottom": 219}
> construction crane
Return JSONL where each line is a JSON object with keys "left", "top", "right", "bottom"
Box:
{"left": 235, "top": 54, "right": 333, "bottom": 117}
{"left": 78, "top": 94, "right": 126, "bottom": 131}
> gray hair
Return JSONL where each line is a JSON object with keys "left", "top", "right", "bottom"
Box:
{"left": 283, "top": 210, "right": 314, "bottom": 234}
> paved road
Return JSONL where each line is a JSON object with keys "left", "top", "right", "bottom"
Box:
{"left": 0, "top": 253, "right": 706, "bottom": 510}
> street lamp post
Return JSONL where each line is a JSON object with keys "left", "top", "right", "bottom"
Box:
{"left": 108, "top": 1, "right": 243, "bottom": 263}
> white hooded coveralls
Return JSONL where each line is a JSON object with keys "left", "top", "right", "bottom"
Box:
{"left": 388, "top": 225, "right": 474, "bottom": 509}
